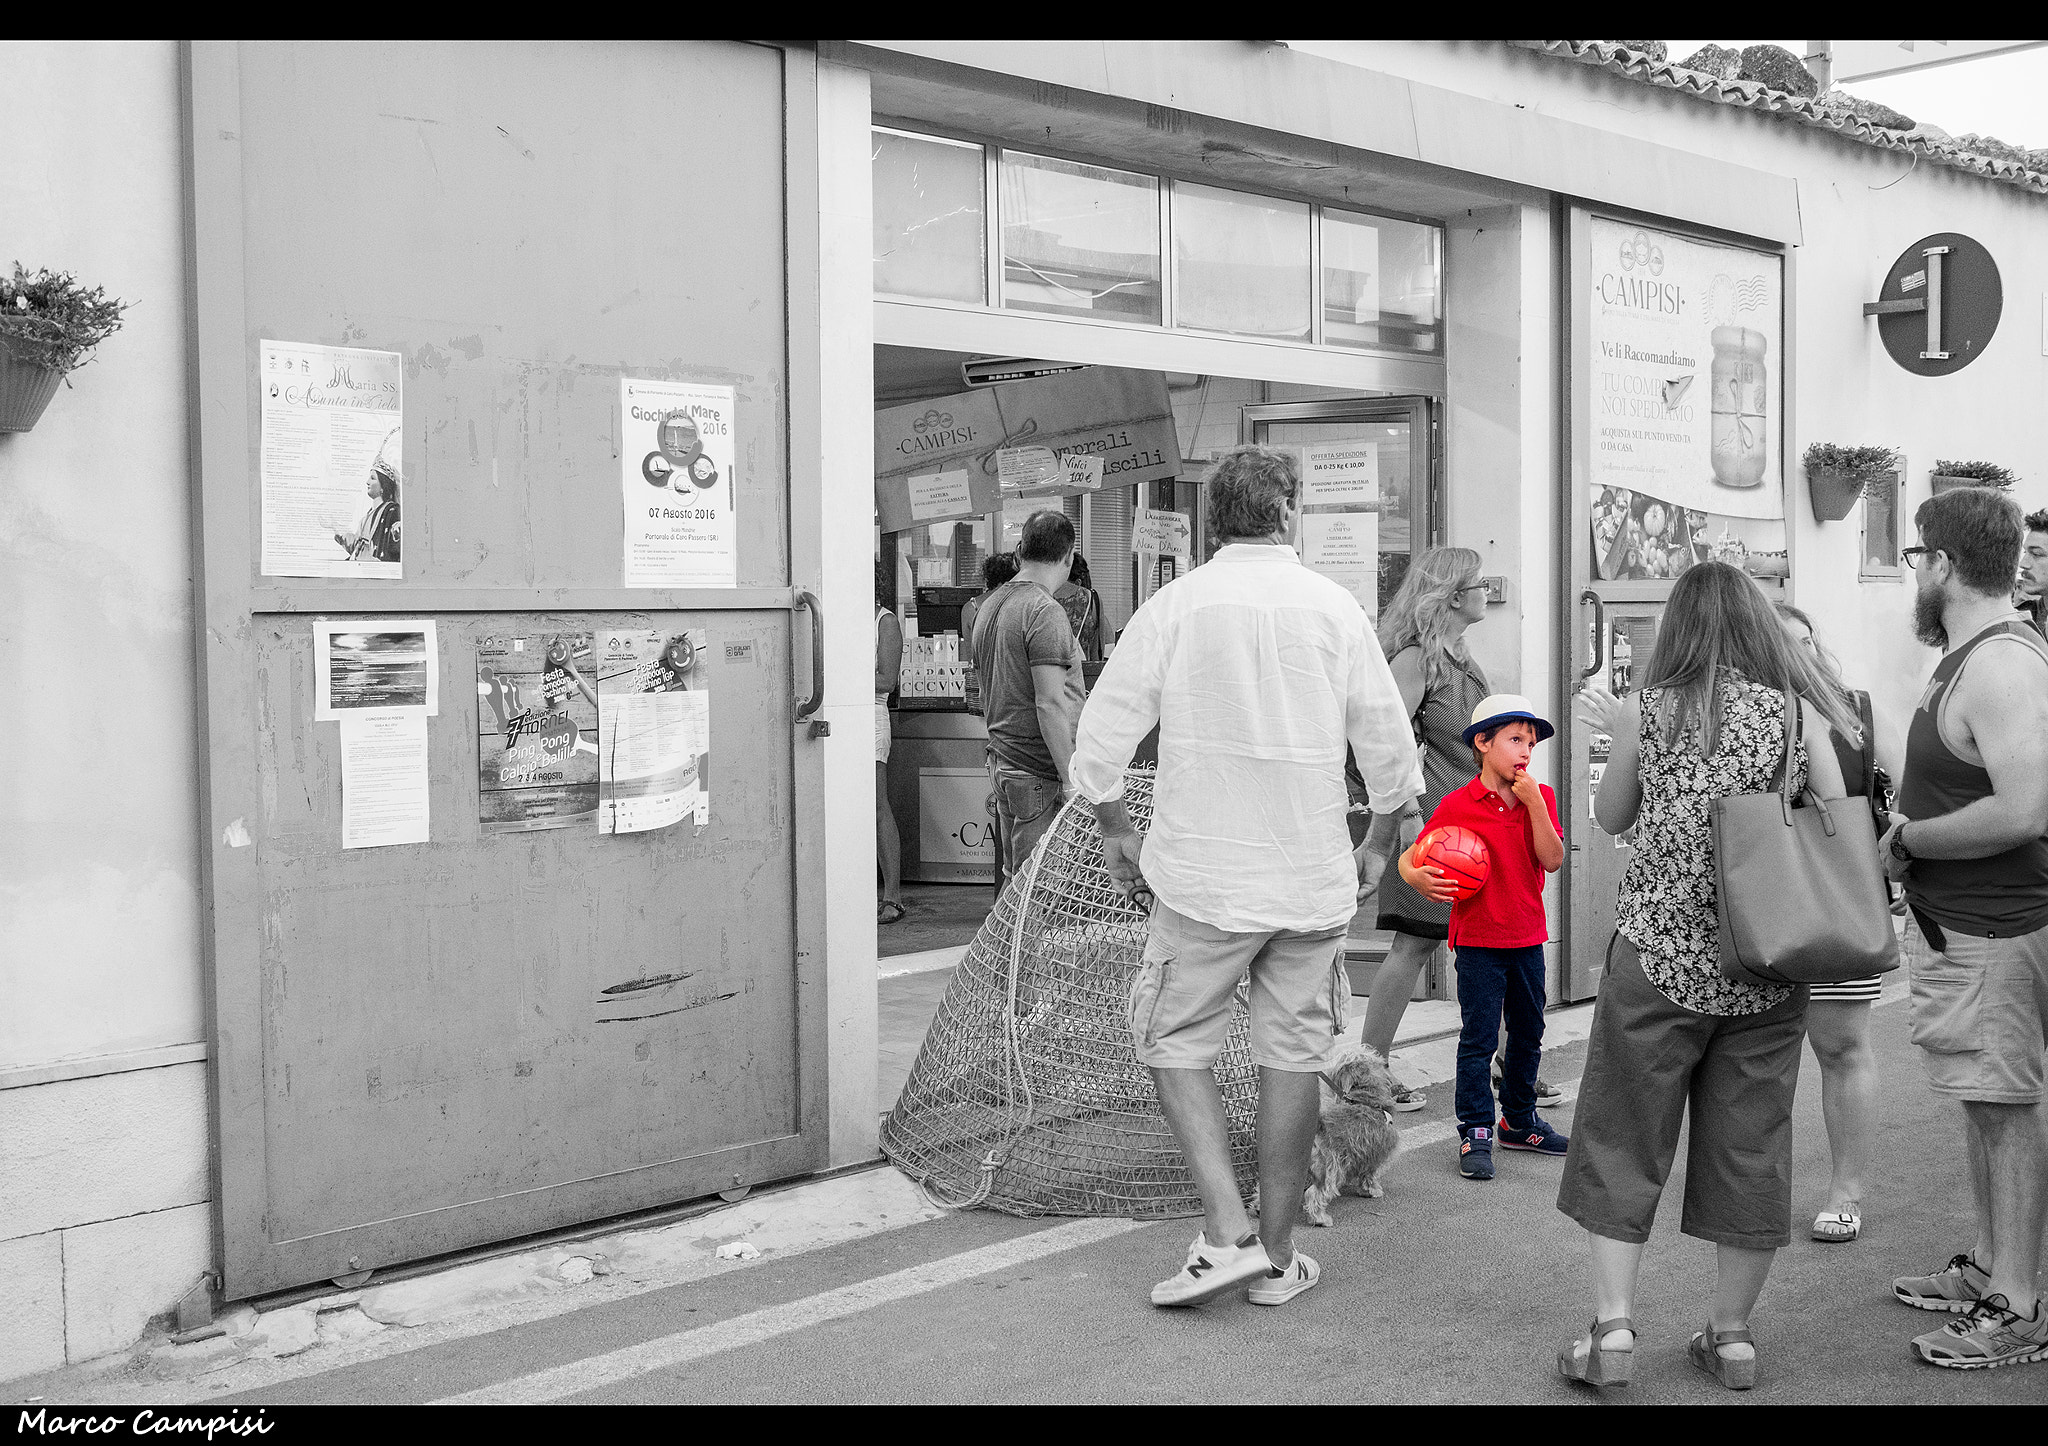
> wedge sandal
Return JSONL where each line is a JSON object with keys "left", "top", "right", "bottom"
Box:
{"left": 1690, "top": 1324, "right": 1757, "bottom": 1390}
{"left": 1556, "top": 1316, "right": 1633, "bottom": 1389}
{"left": 1812, "top": 1211, "right": 1861, "bottom": 1243}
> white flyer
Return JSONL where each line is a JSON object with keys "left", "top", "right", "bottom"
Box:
{"left": 620, "top": 378, "right": 738, "bottom": 588}
{"left": 907, "top": 468, "right": 973, "bottom": 521}
{"left": 260, "top": 340, "right": 404, "bottom": 578}
{"left": 1300, "top": 512, "right": 1379, "bottom": 615}
{"left": 596, "top": 629, "right": 710, "bottom": 834}
{"left": 339, "top": 712, "right": 430, "bottom": 849}
{"left": 1299, "top": 441, "right": 1380, "bottom": 507}
{"left": 1131, "top": 507, "right": 1191, "bottom": 557}
{"left": 313, "top": 619, "right": 439, "bottom": 720}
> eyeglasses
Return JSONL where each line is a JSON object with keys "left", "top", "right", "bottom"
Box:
{"left": 1902, "top": 546, "right": 1941, "bottom": 570}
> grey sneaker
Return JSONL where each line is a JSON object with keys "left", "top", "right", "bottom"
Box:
{"left": 1894, "top": 1253, "right": 1990, "bottom": 1313}
{"left": 1492, "top": 1054, "right": 1563, "bottom": 1106}
{"left": 1150, "top": 1232, "right": 1271, "bottom": 1307}
{"left": 1914, "top": 1294, "right": 2048, "bottom": 1369}
{"left": 1248, "top": 1250, "right": 1320, "bottom": 1306}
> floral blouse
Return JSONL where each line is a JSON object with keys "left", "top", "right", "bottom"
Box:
{"left": 1615, "top": 675, "right": 1804, "bottom": 1016}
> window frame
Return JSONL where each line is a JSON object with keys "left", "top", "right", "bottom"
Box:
{"left": 1860, "top": 453, "right": 1907, "bottom": 583}
{"left": 868, "top": 119, "right": 1445, "bottom": 365}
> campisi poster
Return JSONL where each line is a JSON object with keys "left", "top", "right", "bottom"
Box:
{"left": 595, "top": 629, "right": 710, "bottom": 835}
{"left": 620, "top": 378, "right": 738, "bottom": 588}
{"left": 1585, "top": 218, "right": 1787, "bottom": 579}
{"left": 476, "top": 632, "right": 600, "bottom": 833}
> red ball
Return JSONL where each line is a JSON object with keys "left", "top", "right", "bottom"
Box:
{"left": 1417, "top": 826, "right": 1490, "bottom": 901}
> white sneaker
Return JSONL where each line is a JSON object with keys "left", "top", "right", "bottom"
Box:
{"left": 1248, "top": 1250, "right": 1320, "bottom": 1306}
{"left": 1150, "top": 1232, "right": 1272, "bottom": 1307}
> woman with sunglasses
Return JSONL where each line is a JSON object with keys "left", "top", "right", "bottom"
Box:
{"left": 1354, "top": 547, "right": 1497, "bottom": 1108}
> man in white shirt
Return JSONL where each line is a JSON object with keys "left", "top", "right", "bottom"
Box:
{"left": 1071, "top": 446, "right": 1423, "bottom": 1310}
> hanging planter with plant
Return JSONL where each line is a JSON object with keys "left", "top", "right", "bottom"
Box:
{"left": 1801, "top": 443, "right": 1899, "bottom": 523}
{"left": 1930, "top": 459, "right": 2019, "bottom": 494}
{"left": 0, "top": 262, "right": 130, "bottom": 434}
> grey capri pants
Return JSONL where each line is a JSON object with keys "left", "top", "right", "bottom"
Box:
{"left": 1557, "top": 935, "right": 1809, "bottom": 1250}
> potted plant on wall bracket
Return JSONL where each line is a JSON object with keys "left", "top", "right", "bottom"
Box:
{"left": 1931, "top": 459, "right": 2019, "bottom": 494}
{"left": 1802, "top": 443, "right": 1899, "bottom": 523}
{"left": 0, "top": 263, "right": 130, "bottom": 434}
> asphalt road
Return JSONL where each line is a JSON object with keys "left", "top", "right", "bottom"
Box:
{"left": 220, "top": 996, "right": 2041, "bottom": 1405}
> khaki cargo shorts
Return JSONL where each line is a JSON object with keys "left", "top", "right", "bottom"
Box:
{"left": 1908, "top": 915, "right": 2048, "bottom": 1105}
{"left": 1129, "top": 899, "right": 1350, "bottom": 1073}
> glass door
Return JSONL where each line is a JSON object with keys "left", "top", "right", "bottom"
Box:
{"left": 1244, "top": 397, "right": 1442, "bottom": 999}
{"left": 1241, "top": 397, "right": 1437, "bottom": 620}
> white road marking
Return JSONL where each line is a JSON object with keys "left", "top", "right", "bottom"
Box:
{"left": 432, "top": 1216, "right": 1143, "bottom": 1404}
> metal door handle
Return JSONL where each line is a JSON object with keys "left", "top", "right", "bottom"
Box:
{"left": 794, "top": 589, "right": 828, "bottom": 735}
{"left": 1579, "top": 589, "right": 1605, "bottom": 680}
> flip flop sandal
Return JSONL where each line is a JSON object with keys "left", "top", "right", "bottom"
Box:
{"left": 1689, "top": 1325, "right": 1757, "bottom": 1390}
{"left": 1812, "top": 1211, "right": 1862, "bottom": 1243}
{"left": 1556, "top": 1316, "right": 1633, "bottom": 1388}
{"left": 877, "top": 900, "right": 906, "bottom": 925}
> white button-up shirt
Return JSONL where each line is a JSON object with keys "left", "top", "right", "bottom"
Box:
{"left": 1070, "top": 544, "right": 1424, "bottom": 933}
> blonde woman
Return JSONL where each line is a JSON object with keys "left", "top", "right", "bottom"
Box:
{"left": 1354, "top": 547, "right": 1493, "bottom": 1108}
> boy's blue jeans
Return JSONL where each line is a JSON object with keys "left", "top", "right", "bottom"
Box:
{"left": 1453, "top": 943, "right": 1547, "bottom": 1133}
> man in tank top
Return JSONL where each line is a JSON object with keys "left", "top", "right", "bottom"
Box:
{"left": 1884, "top": 486, "right": 2048, "bottom": 1371}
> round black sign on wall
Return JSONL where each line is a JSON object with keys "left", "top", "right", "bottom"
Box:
{"left": 1875, "top": 233, "right": 2002, "bottom": 377}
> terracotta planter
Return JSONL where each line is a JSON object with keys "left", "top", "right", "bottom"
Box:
{"left": 0, "top": 347, "right": 64, "bottom": 433}
{"left": 1806, "top": 466, "right": 1866, "bottom": 523}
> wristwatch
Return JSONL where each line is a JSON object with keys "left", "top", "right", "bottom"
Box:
{"left": 1888, "top": 821, "right": 1914, "bottom": 864}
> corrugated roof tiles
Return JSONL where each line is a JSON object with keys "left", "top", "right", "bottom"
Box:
{"left": 1511, "top": 40, "right": 2048, "bottom": 198}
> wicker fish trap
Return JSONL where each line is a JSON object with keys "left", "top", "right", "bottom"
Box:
{"left": 880, "top": 767, "right": 1258, "bottom": 1217}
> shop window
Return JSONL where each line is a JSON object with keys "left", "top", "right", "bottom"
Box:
{"left": 872, "top": 128, "right": 986, "bottom": 304}
{"left": 1000, "top": 152, "right": 1161, "bottom": 324}
{"left": 1172, "top": 183, "right": 1312, "bottom": 341}
{"left": 1861, "top": 456, "right": 1905, "bottom": 581}
{"left": 1322, "top": 209, "right": 1443, "bottom": 354}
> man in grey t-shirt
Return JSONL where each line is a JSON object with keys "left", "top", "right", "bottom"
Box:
{"left": 973, "top": 510, "right": 1086, "bottom": 890}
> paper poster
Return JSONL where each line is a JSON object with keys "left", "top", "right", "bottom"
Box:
{"left": 1301, "top": 512, "right": 1379, "bottom": 615}
{"left": 1059, "top": 452, "right": 1104, "bottom": 492}
{"left": 339, "top": 713, "right": 429, "bottom": 849}
{"left": 907, "top": 469, "right": 973, "bottom": 522}
{"left": 1299, "top": 441, "right": 1380, "bottom": 507}
{"left": 260, "top": 340, "right": 404, "bottom": 578}
{"left": 620, "top": 378, "right": 737, "bottom": 588}
{"left": 1131, "top": 507, "right": 1191, "bottom": 557}
{"left": 995, "top": 445, "right": 1062, "bottom": 495}
{"left": 314, "top": 621, "right": 438, "bottom": 720}
{"left": 595, "top": 629, "right": 710, "bottom": 834}
{"left": 1585, "top": 218, "right": 1784, "bottom": 521}
{"left": 476, "top": 632, "right": 600, "bottom": 833}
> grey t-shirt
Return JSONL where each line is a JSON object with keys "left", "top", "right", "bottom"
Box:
{"left": 973, "top": 579, "right": 1084, "bottom": 779}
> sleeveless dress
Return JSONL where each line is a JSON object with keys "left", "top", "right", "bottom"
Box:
{"left": 1616, "top": 674, "right": 1805, "bottom": 1016}
{"left": 1367, "top": 646, "right": 1491, "bottom": 939}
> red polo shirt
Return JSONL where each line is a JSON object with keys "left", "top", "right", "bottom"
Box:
{"left": 1420, "top": 776, "right": 1558, "bottom": 949}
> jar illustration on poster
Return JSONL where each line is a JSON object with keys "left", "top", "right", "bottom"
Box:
{"left": 1709, "top": 326, "right": 1769, "bottom": 490}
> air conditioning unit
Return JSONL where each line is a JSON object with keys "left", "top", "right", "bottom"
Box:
{"left": 961, "top": 357, "right": 1090, "bottom": 388}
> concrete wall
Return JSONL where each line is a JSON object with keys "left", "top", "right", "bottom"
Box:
{"left": 0, "top": 40, "right": 212, "bottom": 1380}
{"left": 1297, "top": 40, "right": 2048, "bottom": 748}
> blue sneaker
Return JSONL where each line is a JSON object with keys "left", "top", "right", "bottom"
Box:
{"left": 1498, "top": 1116, "right": 1569, "bottom": 1155}
{"left": 1459, "top": 1126, "right": 1495, "bottom": 1180}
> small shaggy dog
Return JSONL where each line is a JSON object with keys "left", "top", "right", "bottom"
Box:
{"left": 1254, "top": 1045, "right": 1405, "bottom": 1227}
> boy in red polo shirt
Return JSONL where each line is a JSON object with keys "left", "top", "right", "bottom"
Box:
{"left": 1399, "top": 694, "right": 1566, "bottom": 1181}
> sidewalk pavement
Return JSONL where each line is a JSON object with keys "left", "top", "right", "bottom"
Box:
{"left": 23, "top": 974, "right": 2028, "bottom": 1404}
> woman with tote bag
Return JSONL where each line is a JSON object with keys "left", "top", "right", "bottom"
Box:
{"left": 1555, "top": 562, "right": 1860, "bottom": 1393}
